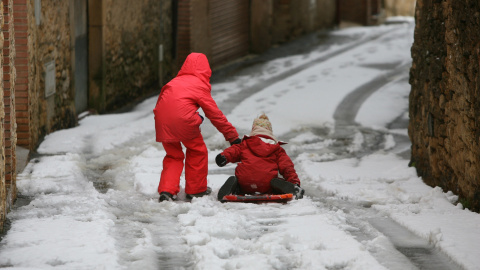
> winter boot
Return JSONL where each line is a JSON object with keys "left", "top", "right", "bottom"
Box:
{"left": 159, "top": 192, "right": 176, "bottom": 202}
{"left": 293, "top": 185, "right": 305, "bottom": 199}
{"left": 217, "top": 176, "right": 239, "bottom": 201}
{"left": 270, "top": 178, "right": 304, "bottom": 199}
{"left": 186, "top": 187, "right": 212, "bottom": 200}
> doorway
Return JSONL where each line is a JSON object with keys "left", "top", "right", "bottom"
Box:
{"left": 74, "top": 0, "right": 88, "bottom": 114}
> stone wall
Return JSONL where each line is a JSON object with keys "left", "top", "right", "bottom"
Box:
{"left": 0, "top": 0, "right": 5, "bottom": 231}
{"left": 250, "top": 0, "right": 336, "bottom": 53}
{"left": 32, "top": 0, "right": 76, "bottom": 137}
{"left": 409, "top": 0, "right": 480, "bottom": 211}
{"left": 4, "top": 0, "right": 16, "bottom": 208}
{"left": 0, "top": 0, "right": 17, "bottom": 231}
{"left": 271, "top": 0, "right": 336, "bottom": 44}
{"left": 26, "top": 0, "right": 39, "bottom": 150}
{"left": 102, "top": 0, "right": 166, "bottom": 112}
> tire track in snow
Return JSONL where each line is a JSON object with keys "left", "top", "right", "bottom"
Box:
{"left": 81, "top": 133, "right": 195, "bottom": 269}
{"left": 332, "top": 61, "right": 411, "bottom": 129}
{"left": 331, "top": 61, "right": 412, "bottom": 157}
{"left": 321, "top": 52, "right": 465, "bottom": 269}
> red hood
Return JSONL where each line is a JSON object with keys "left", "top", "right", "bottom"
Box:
{"left": 245, "top": 136, "right": 281, "bottom": 157}
{"left": 176, "top": 53, "right": 212, "bottom": 88}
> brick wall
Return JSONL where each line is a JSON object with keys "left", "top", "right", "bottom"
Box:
{"left": 13, "top": 0, "right": 28, "bottom": 149}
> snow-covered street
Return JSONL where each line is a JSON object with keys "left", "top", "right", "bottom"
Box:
{"left": 1, "top": 19, "right": 479, "bottom": 269}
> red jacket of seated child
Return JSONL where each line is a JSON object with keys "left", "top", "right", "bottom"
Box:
{"left": 220, "top": 114, "right": 300, "bottom": 194}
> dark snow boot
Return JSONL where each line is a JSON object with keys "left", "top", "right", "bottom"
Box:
{"left": 186, "top": 187, "right": 212, "bottom": 200}
{"left": 293, "top": 185, "right": 305, "bottom": 199}
{"left": 159, "top": 192, "right": 175, "bottom": 202}
{"left": 217, "top": 176, "right": 239, "bottom": 201}
{"left": 270, "top": 178, "right": 304, "bottom": 199}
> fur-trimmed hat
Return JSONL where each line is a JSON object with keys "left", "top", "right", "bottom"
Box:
{"left": 252, "top": 113, "right": 272, "bottom": 132}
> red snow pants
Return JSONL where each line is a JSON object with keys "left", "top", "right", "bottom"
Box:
{"left": 158, "top": 133, "right": 208, "bottom": 195}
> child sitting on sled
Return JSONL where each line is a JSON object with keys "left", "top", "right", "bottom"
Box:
{"left": 215, "top": 113, "right": 305, "bottom": 201}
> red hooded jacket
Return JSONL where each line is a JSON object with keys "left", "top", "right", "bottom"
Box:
{"left": 153, "top": 53, "right": 238, "bottom": 143}
{"left": 221, "top": 135, "right": 300, "bottom": 194}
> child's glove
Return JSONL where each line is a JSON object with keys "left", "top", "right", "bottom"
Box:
{"left": 230, "top": 138, "right": 241, "bottom": 146}
{"left": 294, "top": 185, "right": 305, "bottom": 199}
{"left": 215, "top": 154, "right": 228, "bottom": 167}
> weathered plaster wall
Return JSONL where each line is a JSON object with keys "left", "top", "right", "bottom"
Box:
{"left": 409, "top": 0, "right": 480, "bottom": 210}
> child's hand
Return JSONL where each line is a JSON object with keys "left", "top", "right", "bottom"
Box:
{"left": 230, "top": 138, "right": 241, "bottom": 145}
{"left": 215, "top": 154, "right": 228, "bottom": 167}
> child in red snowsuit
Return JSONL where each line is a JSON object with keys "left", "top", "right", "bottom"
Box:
{"left": 153, "top": 53, "right": 240, "bottom": 202}
{"left": 215, "top": 113, "right": 304, "bottom": 201}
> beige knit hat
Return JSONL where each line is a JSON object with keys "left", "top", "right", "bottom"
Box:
{"left": 252, "top": 113, "right": 272, "bottom": 132}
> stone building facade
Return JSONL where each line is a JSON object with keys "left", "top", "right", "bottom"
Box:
{"left": 409, "top": 0, "right": 480, "bottom": 211}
